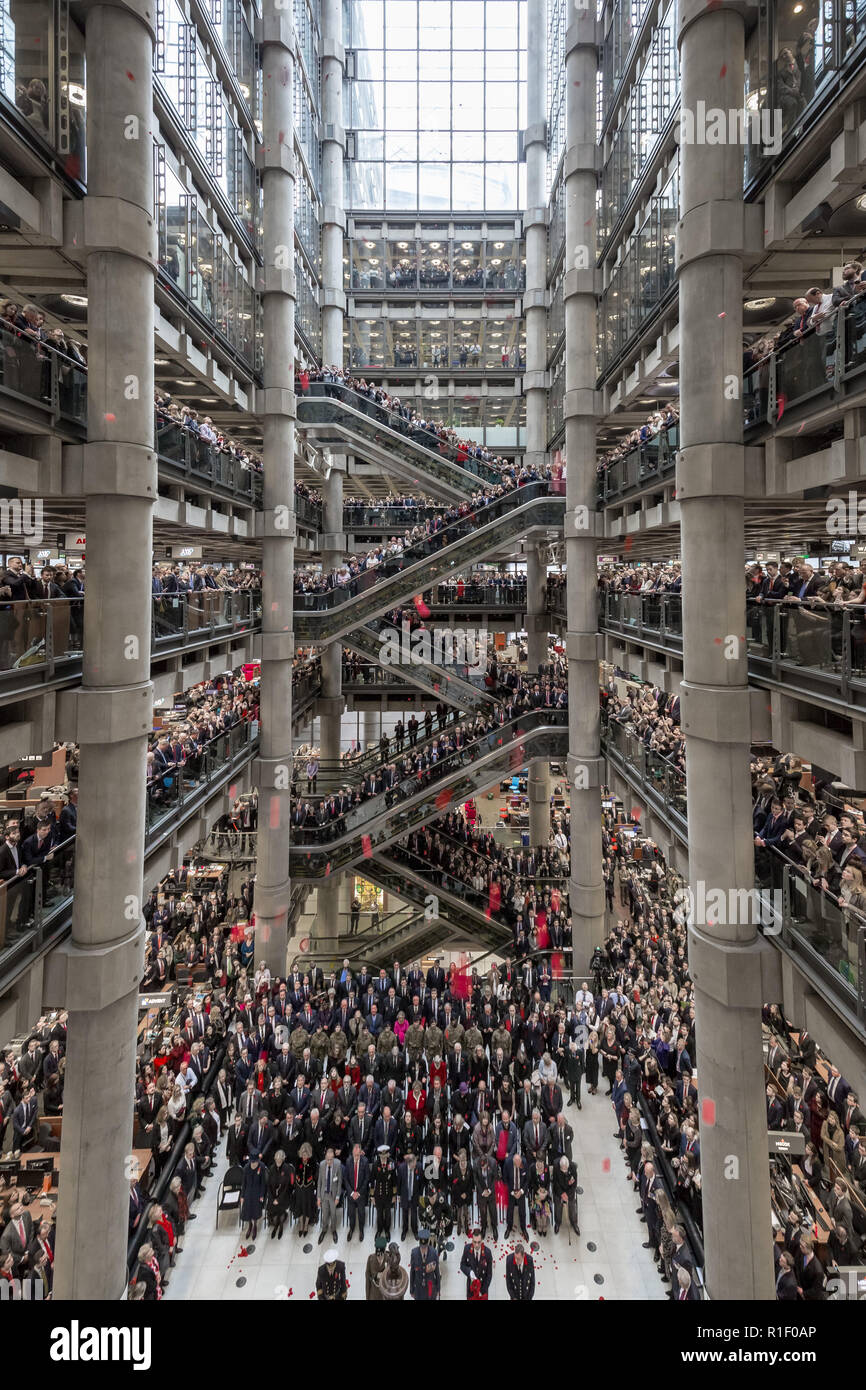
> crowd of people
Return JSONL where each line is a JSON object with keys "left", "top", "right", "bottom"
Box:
{"left": 293, "top": 472, "right": 557, "bottom": 599}
{"left": 151, "top": 562, "right": 261, "bottom": 596}
{"left": 596, "top": 404, "right": 679, "bottom": 484}
{"left": 295, "top": 365, "right": 522, "bottom": 481}
{"left": 154, "top": 390, "right": 263, "bottom": 475}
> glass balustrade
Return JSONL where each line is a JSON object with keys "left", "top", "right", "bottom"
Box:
{"left": 293, "top": 489, "right": 564, "bottom": 639}
{"left": 290, "top": 710, "right": 569, "bottom": 876}
{"left": 298, "top": 384, "right": 504, "bottom": 489}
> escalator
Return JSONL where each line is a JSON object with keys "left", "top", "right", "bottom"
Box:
{"left": 298, "top": 385, "right": 504, "bottom": 501}
{"left": 294, "top": 482, "right": 565, "bottom": 642}
{"left": 289, "top": 708, "right": 568, "bottom": 877}
{"left": 363, "top": 849, "right": 513, "bottom": 950}
{"left": 342, "top": 617, "right": 500, "bottom": 713}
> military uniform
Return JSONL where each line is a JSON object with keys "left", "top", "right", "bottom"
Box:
{"left": 365, "top": 1250, "right": 387, "bottom": 1301}
{"left": 491, "top": 1026, "right": 512, "bottom": 1059}
{"left": 372, "top": 1154, "right": 397, "bottom": 1236}
{"left": 315, "top": 1259, "right": 348, "bottom": 1300}
{"left": 377, "top": 1026, "right": 397, "bottom": 1056}
{"left": 290, "top": 1025, "right": 308, "bottom": 1060}
{"left": 310, "top": 1027, "right": 331, "bottom": 1068}
{"left": 444, "top": 1021, "right": 465, "bottom": 1053}
{"left": 329, "top": 1027, "right": 348, "bottom": 1063}
{"left": 406, "top": 1022, "right": 425, "bottom": 1063}
{"left": 425, "top": 1023, "right": 444, "bottom": 1058}
{"left": 463, "top": 1025, "right": 483, "bottom": 1054}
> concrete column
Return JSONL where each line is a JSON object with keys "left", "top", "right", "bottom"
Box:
{"left": 321, "top": 0, "right": 346, "bottom": 366}
{"left": 319, "top": 466, "right": 345, "bottom": 792}
{"left": 524, "top": 0, "right": 548, "bottom": 471}
{"left": 255, "top": 1, "right": 297, "bottom": 977}
{"left": 53, "top": 0, "right": 155, "bottom": 1302}
{"left": 526, "top": 545, "right": 550, "bottom": 846}
{"left": 563, "top": 14, "right": 605, "bottom": 972}
{"left": 677, "top": 0, "right": 774, "bottom": 1301}
{"left": 363, "top": 707, "right": 379, "bottom": 751}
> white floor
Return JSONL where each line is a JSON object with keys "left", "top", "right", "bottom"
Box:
{"left": 164, "top": 1086, "right": 667, "bottom": 1302}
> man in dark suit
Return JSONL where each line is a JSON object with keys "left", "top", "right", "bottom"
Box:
{"left": 0, "top": 823, "right": 26, "bottom": 882}
{"left": 797, "top": 1238, "right": 826, "bottom": 1299}
{"left": 12, "top": 1086, "right": 38, "bottom": 1152}
{"left": 374, "top": 1106, "right": 398, "bottom": 1156}
{"left": 766, "top": 1085, "right": 786, "bottom": 1131}
{"left": 349, "top": 1101, "right": 374, "bottom": 1158}
{"left": 827, "top": 1067, "right": 852, "bottom": 1117}
{"left": 247, "top": 1115, "right": 273, "bottom": 1163}
{"left": 343, "top": 1143, "right": 369, "bottom": 1241}
{"left": 775, "top": 1249, "right": 799, "bottom": 1299}
{"left": 426, "top": 959, "right": 446, "bottom": 994}
{"left": 505, "top": 1243, "right": 535, "bottom": 1300}
{"left": 397, "top": 1152, "right": 424, "bottom": 1239}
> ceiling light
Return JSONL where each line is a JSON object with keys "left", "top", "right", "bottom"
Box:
{"left": 490, "top": 258, "right": 501, "bottom": 265}
{"left": 154, "top": 358, "right": 171, "bottom": 366}
{"left": 200, "top": 396, "right": 219, "bottom": 402}
{"left": 462, "top": 241, "right": 473, "bottom": 249}
{"left": 397, "top": 241, "right": 409, "bottom": 248}
{"left": 61, "top": 293, "right": 88, "bottom": 306}
{"left": 494, "top": 241, "right": 504, "bottom": 249}
{"left": 365, "top": 241, "right": 376, "bottom": 248}
{"left": 744, "top": 297, "right": 776, "bottom": 310}
{"left": 429, "top": 241, "right": 441, "bottom": 249}
{"left": 857, "top": 194, "right": 866, "bottom": 211}
{"left": 176, "top": 378, "right": 198, "bottom": 385}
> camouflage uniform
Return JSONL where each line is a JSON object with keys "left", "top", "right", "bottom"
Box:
{"left": 290, "top": 1025, "right": 309, "bottom": 1060}
{"left": 406, "top": 1022, "right": 426, "bottom": 1063}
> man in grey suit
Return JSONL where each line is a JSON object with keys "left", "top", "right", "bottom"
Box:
{"left": 317, "top": 1147, "right": 343, "bottom": 1244}
{"left": 522, "top": 1109, "right": 549, "bottom": 1164}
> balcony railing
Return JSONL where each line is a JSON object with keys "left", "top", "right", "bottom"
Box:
{"left": 596, "top": 423, "right": 678, "bottom": 505}
{"left": 0, "top": 320, "right": 86, "bottom": 427}
{"left": 743, "top": 295, "right": 866, "bottom": 432}
{"left": 0, "top": 719, "right": 261, "bottom": 987}
{"left": 598, "top": 591, "right": 866, "bottom": 711}
{"left": 155, "top": 411, "right": 263, "bottom": 506}
{"left": 0, "top": 592, "right": 262, "bottom": 690}
{"left": 601, "top": 716, "right": 866, "bottom": 1026}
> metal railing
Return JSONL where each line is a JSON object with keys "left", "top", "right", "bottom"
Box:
{"left": 743, "top": 295, "right": 866, "bottom": 432}
{"left": 596, "top": 423, "right": 678, "bottom": 505}
{"left": 601, "top": 717, "right": 866, "bottom": 1025}
{"left": 598, "top": 588, "right": 683, "bottom": 646}
{"left": 155, "top": 411, "right": 263, "bottom": 506}
{"left": 0, "top": 320, "right": 86, "bottom": 427}
{"left": 145, "top": 719, "right": 258, "bottom": 835}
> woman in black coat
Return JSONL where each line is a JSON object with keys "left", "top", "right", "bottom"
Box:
{"left": 585, "top": 1034, "right": 600, "bottom": 1095}
{"left": 240, "top": 1156, "right": 268, "bottom": 1239}
{"left": 266, "top": 1150, "right": 294, "bottom": 1239}
{"left": 293, "top": 1144, "right": 317, "bottom": 1237}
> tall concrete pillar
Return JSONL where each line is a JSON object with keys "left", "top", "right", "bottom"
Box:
{"left": 526, "top": 545, "right": 550, "bottom": 846}
{"left": 319, "top": 464, "right": 345, "bottom": 793}
{"left": 52, "top": 0, "right": 155, "bottom": 1301}
{"left": 677, "top": 0, "right": 774, "bottom": 1301}
{"left": 255, "top": 1, "right": 297, "bottom": 977}
{"left": 321, "top": 0, "right": 346, "bottom": 366}
{"left": 523, "top": 0, "right": 548, "bottom": 472}
{"left": 563, "top": 13, "right": 605, "bottom": 972}
{"left": 363, "top": 707, "right": 379, "bottom": 750}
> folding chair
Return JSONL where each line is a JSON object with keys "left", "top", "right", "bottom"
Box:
{"left": 215, "top": 1163, "right": 245, "bottom": 1229}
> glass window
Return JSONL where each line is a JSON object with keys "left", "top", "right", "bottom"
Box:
{"left": 355, "top": 49, "right": 385, "bottom": 79}
{"left": 453, "top": 238, "right": 482, "bottom": 288}
{"left": 452, "top": 162, "right": 485, "bottom": 209}
{"left": 419, "top": 229, "right": 450, "bottom": 286}
{"left": 160, "top": 164, "right": 189, "bottom": 295}
{"left": 419, "top": 130, "right": 450, "bottom": 159}
{"left": 386, "top": 131, "right": 417, "bottom": 160}
{"left": 191, "top": 213, "right": 214, "bottom": 319}
{"left": 419, "top": 163, "right": 451, "bottom": 209}
{"left": 419, "top": 83, "right": 450, "bottom": 129}
{"left": 389, "top": 0, "right": 419, "bottom": 47}
{"left": 385, "top": 233, "right": 418, "bottom": 288}
{"left": 352, "top": 80, "right": 384, "bottom": 127}
{"left": 387, "top": 319, "right": 419, "bottom": 366}
{"left": 2, "top": 0, "right": 53, "bottom": 143}
{"left": 453, "top": 85, "right": 484, "bottom": 128}
{"left": 63, "top": 15, "right": 87, "bottom": 180}
{"left": 352, "top": 0, "right": 384, "bottom": 47}
{"left": 348, "top": 161, "right": 385, "bottom": 207}
{"left": 385, "top": 163, "right": 417, "bottom": 208}
{"left": 351, "top": 234, "right": 385, "bottom": 289}
{"left": 350, "top": 318, "right": 386, "bottom": 368}
{"left": 356, "top": 131, "right": 384, "bottom": 159}
{"left": 420, "top": 319, "right": 450, "bottom": 367}
{"left": 386, "top": 81, "right": 417, "bottom": 127}
{"left": 485, "top": 163, "right": 518, "bottom": 209}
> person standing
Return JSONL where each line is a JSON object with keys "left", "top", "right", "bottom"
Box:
{"left": 240, "top": 1155, "right": 267, "bottom": 1241}
{"left": 373, "top": 1144, "right": 396, "bottom": 1237}
{"left": 505, "top": 1242, "right": 536, "bottom": 1301}
{"left": 366, "top": 1234, "right": 388, "bottom": 1300}
{"left": 409, "top": 1228, "right": 440, "bottom": 1301}
{"left": 316, "top": 1146, "right": 342, "bottom": 1245}
{"left": 316, "top": 1250, "right": 348, "bottom": 1300}
{"left": 459, "top": 1227, "right": 493, "bottom": 1300}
